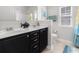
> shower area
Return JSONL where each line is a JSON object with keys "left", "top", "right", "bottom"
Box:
{"left": 63, "top": 7, "right": 79, "bottom": 53}
{"left": 49, "top": 6, "right": 79, "bottom": 53}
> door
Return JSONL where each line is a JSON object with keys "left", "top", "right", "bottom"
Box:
{"left": 0, "top": 40, "right": 4, "bottom": 53}
{"left": 3, "top": 33, "right": 29, "bottom": 53}
{"left": 39, "top": 28, "right": 48, "bottom": 52}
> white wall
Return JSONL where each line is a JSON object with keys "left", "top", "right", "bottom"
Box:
{"left": 0, "top": 6, "right": 16, "bottom": 21}
{"left": 0, "top": 6, "right": 20, "bottom": 30}
{"left": 47, "top": 6, "right": 78, "bottom": 41}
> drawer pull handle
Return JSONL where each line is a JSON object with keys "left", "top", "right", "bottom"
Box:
{"left": 34, "top": 33, "right": 37, "bottom": 35}
{"left": 34, "top": 39, "right": 38, "bottom": 41}
{"left": 33, "top": 45, "right": 38, "bottom": 48}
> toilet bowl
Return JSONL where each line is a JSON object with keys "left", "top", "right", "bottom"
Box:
{"left": 51, "top": 33, "right": 58, "bottom": 50}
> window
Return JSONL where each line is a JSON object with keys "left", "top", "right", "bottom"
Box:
{"left": 59, "top": 6, "right": 72, "bottom": 27}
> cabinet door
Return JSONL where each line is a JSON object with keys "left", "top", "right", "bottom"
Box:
{"left": 0, "top": 40, "right": 4, "bottom": 53}
{"left": 25, "top": 34, "right": 30, "bottom": 53}
{"left": 3, "top": 33, "right": 29, "bottom": 53}
{"left": 39, "top": 28, "right": 48, "bottom": 52}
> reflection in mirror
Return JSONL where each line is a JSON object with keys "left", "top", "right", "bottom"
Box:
{"left": 15, "top": 6, "right": 38, "bottom": 27}
{"left": 0, "top": 6, "right": 38, "bottom": 30}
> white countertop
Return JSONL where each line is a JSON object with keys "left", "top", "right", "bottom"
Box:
{"left": 0, "top": 26, "right": 48, "bottom": 39}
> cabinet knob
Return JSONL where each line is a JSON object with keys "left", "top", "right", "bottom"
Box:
{"left": 27, "top": 35, "right": 29, "bottom": 37}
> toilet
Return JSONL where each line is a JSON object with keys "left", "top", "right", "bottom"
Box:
{"left": 51, "top": 31, "right": 58, "bottom": 51}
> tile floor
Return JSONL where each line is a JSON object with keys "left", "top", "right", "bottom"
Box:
{"left": 42, "top": 39, "right": 79, "bottom": 53}
{"left": 42, "top": 39, "right": 66, "bottom": 53}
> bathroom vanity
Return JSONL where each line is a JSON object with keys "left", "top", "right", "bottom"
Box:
{"left": 0, "top": 26, "right": 48, "bottom": 53}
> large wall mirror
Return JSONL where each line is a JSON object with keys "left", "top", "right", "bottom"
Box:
{"left": 15, "top": 6, "right": 38, "bottom": 22}
{"left": 0, "top": 6, "right": 38, "bottom": 30}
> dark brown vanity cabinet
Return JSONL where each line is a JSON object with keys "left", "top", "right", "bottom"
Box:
{"left": 0, "top": 33, "right": 30, "bottom": 53}
{"left": 3, "top": 34, "right": 30, "bottom": 53}
{"left": 0, "top": 27, "right": 48, "bottom": 53}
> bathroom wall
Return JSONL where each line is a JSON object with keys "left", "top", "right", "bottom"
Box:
{"left": 47, "top": 6, "right": 78, "bottom": 41}
{"left": 0, "top": 6, "right": 20, "bottom": 30}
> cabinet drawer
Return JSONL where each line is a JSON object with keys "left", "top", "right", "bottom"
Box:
{"left": 32, "top": 44, "right": 38, "bottom": 49}
{"left": 31, "top": 41, "right": 39, "bottom": 46}
{"left": 31, "top": 36, "right": 39, "bottom": 44}
{"left": 31, "top": 43, "right": 39, "bottom": 53}
{"left": 30, "top": 31, "right": 39, "bottom": 38}
{"left": 31, "top": 46, "right": 39, "bottom": 53}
